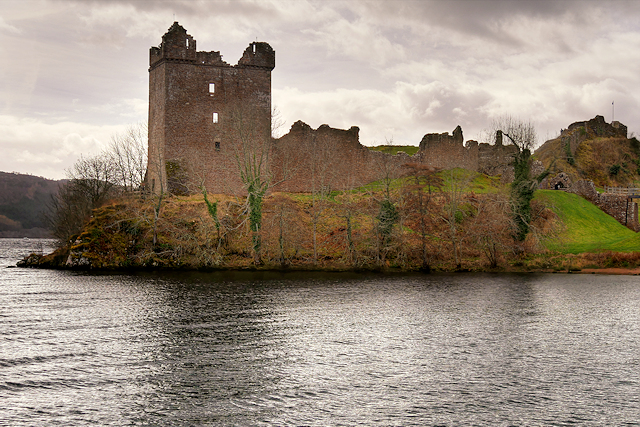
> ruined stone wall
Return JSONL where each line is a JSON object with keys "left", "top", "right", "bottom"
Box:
{"left": 598, "top": 194, "right": 638, "bottom": 231}
{"left": 269, "top": 123, "right": 517, "bottom": 193}
{"left": 271, "top": 122, "right": 410, "bottom": 193}
{"left": 562, "top": 115, "right": 628, "bottom": 156}
{"left": 412, "top": 127, "right": 517, "bottom": 179}
{"left": 416, "top": 126, "right": 478, "bottom": 171}
{"left": 567, "top": 115, "right": 628, "bottom": 139}
{"left": 477, "top": 142, "right": 517, "bottom": 179}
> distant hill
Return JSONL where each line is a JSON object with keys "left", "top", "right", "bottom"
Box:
{"left": 0, "top": 172, "right": 62, "bottom": 238}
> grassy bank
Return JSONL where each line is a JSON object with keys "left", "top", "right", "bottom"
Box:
{"left": 26, "top": 172, "right": 640, "bottom": 273}
{"left": 535, "top": 190, "right": 636, "bottom": 253}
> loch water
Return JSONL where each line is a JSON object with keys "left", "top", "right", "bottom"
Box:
{"left": 1, "top": 238, "right": 639, "bottom": 426}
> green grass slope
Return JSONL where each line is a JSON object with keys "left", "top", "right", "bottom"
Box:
{"left": 607, "top": 231, "right": 640, "bottom": 252}
{"left": 355, "top": 169, "right": 503, "bottom": 195}
{"left": 368, "top": 145, "right": 420, "bottom": 156}
{"left": 536, "top": 190, "right": 638, "bottom": 253}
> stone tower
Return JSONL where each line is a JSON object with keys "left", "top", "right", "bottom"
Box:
{"left": 146, "top": 22, "right": 275, "bottom": 194}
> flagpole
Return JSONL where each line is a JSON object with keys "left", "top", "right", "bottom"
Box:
{"left": 612, "top": 101, "right": 615, "bottom": 122}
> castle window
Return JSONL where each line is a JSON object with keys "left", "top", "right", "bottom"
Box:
{"left": 212, "top": 112, "right": 219, "bottom": 123}
{"left": 209, "top": 83, "right": 215, "bottom": 94}
{"left": 215, "top": 141, "right": 221, "bottom": 150}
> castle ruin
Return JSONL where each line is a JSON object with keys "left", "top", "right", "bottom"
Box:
{"left": 146, "top": 24, "right": 516, "bottom": 195}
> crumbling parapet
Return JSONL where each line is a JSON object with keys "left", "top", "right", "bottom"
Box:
{"left": 566, "top": 115, "right": 627, "bottom": 139}
{"left": 271, "top": 121, "right": 386, "bottom": 192}
{"left": 560, "top": 115, "right": 628, "bottom": 156}
{"left": 477, "top": 142, "right": 517, "bottom": 179}
{"left": 238, "top": 42, "right": 275, "bottom": 70}
{"left": 419, "top": 125, "right": 464, "bottom": 150}
{"left": 416, "top": 125, "right": 479, "bottom": 171}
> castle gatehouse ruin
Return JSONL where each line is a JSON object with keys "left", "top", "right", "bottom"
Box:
{"left": 146, "top": 23, "right": 517, "bottom": 195}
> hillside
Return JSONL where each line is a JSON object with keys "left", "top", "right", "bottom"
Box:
{"left": 535, "top": 190, "right": 636, "bottom": 253}
{"left": 18, "top": 165, "right": 640, "bottom": 272}
{"left": 0, "top": 172, "right": 61, "bottom": 237}
{"left": 18, "top": 168, "right": 633, "bottom": 272}
{"left": 534, "top": 116, "right": 639, "bottom": 187}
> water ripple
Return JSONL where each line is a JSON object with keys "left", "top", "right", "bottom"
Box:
{"left": 1, "top": 247, "right": 639, "bottom": 425}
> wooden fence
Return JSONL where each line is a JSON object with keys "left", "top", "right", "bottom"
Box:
{"left": 603, "top": 186, "right": 640, "bottom": 197}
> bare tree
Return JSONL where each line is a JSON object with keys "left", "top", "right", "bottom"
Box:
{"left": 263, "top": 195, "right": 302, "bottom": 267}
{"left": 468, "top": 193, "right": 514, "bottom": 268}
{"left": 271, "top": 106, "right": 285, "bottom": 139}
{"left": 45, "top": 123, "right": 150, "bottom": 247}
{"left": 334, "top": 188, "right": 360, "bottom": 266}
{"left": 486, "top": 116, "right": 546, "bottom": 243}
{"left": 307, "top": 132, "right": 340, "bottom": 264}
{"left": 108, "top": 123, "right": 148, "bottom": 192}
{"left": 144, "top": 143, "right": 166, "bottom": 247}
{"left": 372, "top": 152, "right": 401, "bottom": 266}
{"left": 44, "top": 181, "right": 93, "bottom": 245}
{"left": 45, "top": 152, "right": 119, "bottom": 246}
{"left": 66, "top": 154, "right": 118, "bottom": 206}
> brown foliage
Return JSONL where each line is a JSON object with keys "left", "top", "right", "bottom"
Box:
{"left": 583, "top": 251, "right": 640, "bottom": 269}
{"left": 466, "top": 193, "right": 514, "bottom": 268}
{"left": 400, "top": 164, "right": 443, "bottom": 270}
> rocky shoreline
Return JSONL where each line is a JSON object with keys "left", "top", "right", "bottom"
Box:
{"left": 15, "top": 249, "right": 640, "bottom": 276}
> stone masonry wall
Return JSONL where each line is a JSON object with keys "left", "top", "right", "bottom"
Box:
{"left": 416, "top": 126, "right": 477, "bottom": 171}
{"left": 271, "top": 121, "right": 411, "bottom": 193}
{"left": 146, "top": 22, "right": 274, "bottom": 196}
{"left": 567, "top": 179, "right": 639, "bottom": 231}
{"left": 270, "top": 123, "right": 515, "bottom": 193}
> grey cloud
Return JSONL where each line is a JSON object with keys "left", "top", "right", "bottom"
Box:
{"left": 2, "top": 0, "right": 640, "bottom": 180}
{"left": 64, "top": 0, "right": 282, "bottom": 19}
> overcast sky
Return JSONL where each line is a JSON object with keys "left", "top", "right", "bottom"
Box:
{"left": 2, "top": 0, "right": 640, "bottom": 179}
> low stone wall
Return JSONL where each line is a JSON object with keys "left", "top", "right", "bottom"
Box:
{"left": 567, "top": 180, "right": 639, "bottom": 231}
{"left": 599, "top": 193, "right": 638, "bottom": 231}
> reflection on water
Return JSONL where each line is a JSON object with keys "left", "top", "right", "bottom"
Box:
{"left": 1, "top": 240, "right": 639, "bottom": 425}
